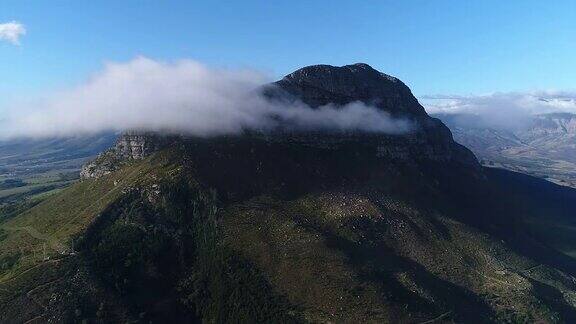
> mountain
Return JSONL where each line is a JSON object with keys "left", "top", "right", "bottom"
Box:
{"left": 436, "top": 112, "right": 576, "bottom": 187}
{"left": 1, "top": 64, "right": 576, "bottom": 323}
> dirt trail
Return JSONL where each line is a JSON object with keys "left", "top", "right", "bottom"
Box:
{"left": 419, "top": 311, "right": 452, "bottom": 324}
{"left": 0, "top": 256, "right": 69, "bottom": 286}
{"left": 0, "top": 225, "right": 67, "bottom": 254}
{"left": 23, "top": 314, "right": 46, "bottom": 324}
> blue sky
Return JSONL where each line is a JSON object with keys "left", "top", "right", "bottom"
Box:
{"left": 1, "top": 0, "right": 575, "bottom": 103}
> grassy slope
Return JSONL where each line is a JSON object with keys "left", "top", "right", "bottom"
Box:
{"left": 0, "top": 158, "right": 156, "bottom": 281}
{"left": 1, "top": 144, "right": 576, "bottom": 322}
{"left": 0, "top": 152, "right": 183, "bottom": 323}
{"left": 0, "top": 149, "right": 297, "bottom": 323}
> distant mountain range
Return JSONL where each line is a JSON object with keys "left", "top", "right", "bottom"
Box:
{"left": 0, "top": 133, "right": 117, "bottom": 207}
{"left": 0, "top": 133, "right": 118, "bottom": 178}
{"left": 435, "top": 112, "right": 576, "bottom": 187}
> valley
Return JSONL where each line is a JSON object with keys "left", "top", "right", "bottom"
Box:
{"left": 436, "top": 113, "right": 576, "bottom": 188}
{"left": 0, "top": 134, "right": 117, "bottom": 220}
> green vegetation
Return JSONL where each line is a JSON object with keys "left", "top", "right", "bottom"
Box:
{"left": 0, "top": 179, "right": 26, "bottom": 190}
{"left": 0, "top": 171, "right": 81, "bottom": 228}
{"left": 1, "top": 142, "right": 576, "bottom": 322}
{"left": 0, "top": 148, "right": 300, "bottom": 322}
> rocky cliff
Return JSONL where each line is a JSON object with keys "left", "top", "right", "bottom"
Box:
{"left": 80, "top": 131, "right": 176, "bottom": 179}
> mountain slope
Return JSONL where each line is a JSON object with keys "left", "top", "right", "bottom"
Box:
{"left": 0, "top": 152, "right": 176, "bottom": 322}
{"left": 1, "top": 64, "right": 576, "bottom": 323}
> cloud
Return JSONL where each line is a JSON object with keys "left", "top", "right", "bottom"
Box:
{"left": 0, "top": 21, "right": 26, "bottom": 45}
{"left": 420, "top": 91, "right": 576, "bottom": 130}
{"left": 0, "top": 57, "right": 412, "bottom": 139}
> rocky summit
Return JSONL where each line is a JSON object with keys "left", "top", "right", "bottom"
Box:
{"left": 266, "top": 63, "right": 425, "bottom": 116}
{"left": 3, "top": 64, "right": 576, "bottom": 323}
{"left": 265, "top": 63, "right": 478, "bottom": 166}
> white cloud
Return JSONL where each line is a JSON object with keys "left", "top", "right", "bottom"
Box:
{"left": 0, "top": 57, "right": 412, "bottom": 139}
{"left": 0, "top": 21, "right": 26, "bottom": 45}
{"left": 421, "top": 92, "right": 576, "bottom": 115}
{"left": 420, "top": 91, "right": 576, "bottom": 129}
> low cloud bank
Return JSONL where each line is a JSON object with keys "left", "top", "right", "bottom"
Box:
{"left": 0, "top": 57, "right": 412, "bottom": 139}
{"left": 0, "top": 21, "right": 26, "bottom": 45}
{"left": 421, "top": 91, "right": 576, "bottom": 130}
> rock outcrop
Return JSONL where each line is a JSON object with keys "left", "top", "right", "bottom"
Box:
{"left": 79, "top": 150, "right": 121, "bottom": 179}
{"left": 80, "top": 131, "right": 175, "bottom": 179}
{"left": 113, "top": 130, "right": 175, "bottom": 160}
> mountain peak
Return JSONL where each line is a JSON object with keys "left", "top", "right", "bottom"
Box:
{"left": 346, "top": 62, "right": 398, "bottom": 81}
{"left": 270, "top": 63, "right": 422, "bottom": 116}
{"left": 283, "top": 62, "right": 397, "bottom": 85}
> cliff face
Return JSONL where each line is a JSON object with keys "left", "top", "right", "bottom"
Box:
{"left": 113, "top": 130, "right": 175, "bottom": 159}
{"left": 80, "top": 131, "right": 175, "bottom": 179}
{"left": 81, "top": 63, "right": 480, "bottom": 179}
